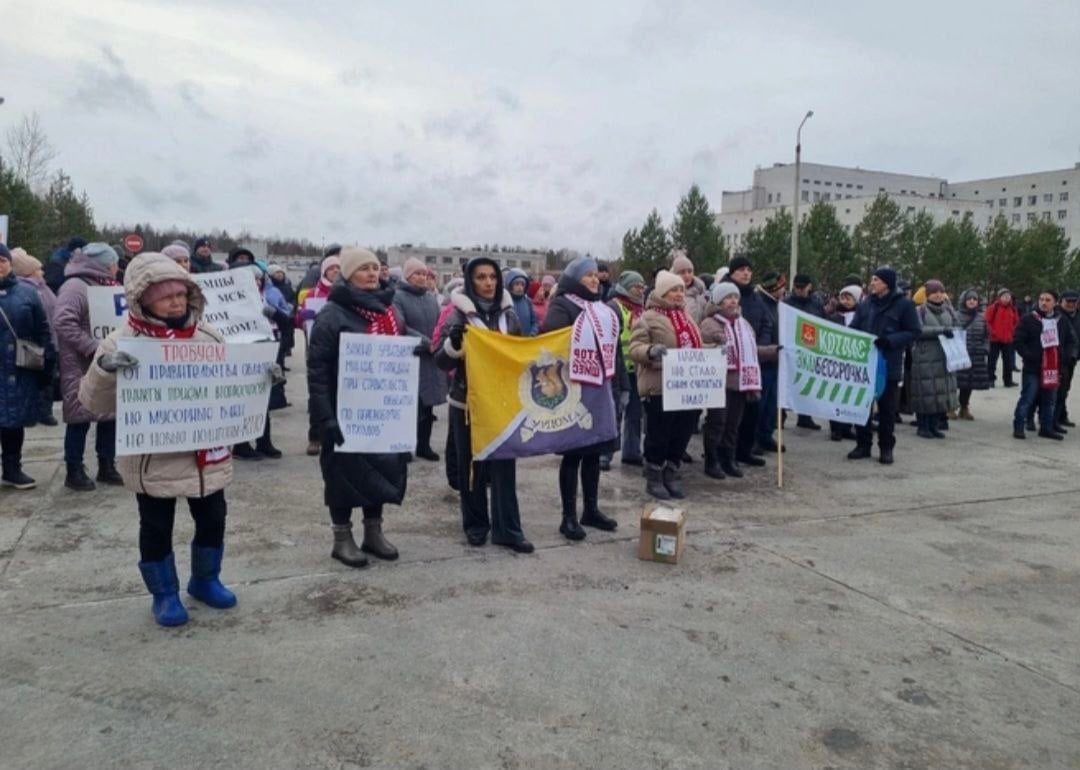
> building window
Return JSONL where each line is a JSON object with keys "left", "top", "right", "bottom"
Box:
{"left": 845, "top": 209, "right": 851, "bottom": 214}
{"left": 824, "top": 181, "right": 832, "bottom": 186}
{"left": 1044, "top": 193, "right": 1053, "bottom": 203}
{"left": 1031, "top": 183, "right": 1037, "bottom": 189}
{"left": 1001, "top": 187, "right": 1007, "bottom": 192}
{"left": 845, "top": 195, "right": 852, "bottom": 199}
{"left": 776, "top": 192, "right": 781, "bottom": 203}
{"left": 988, "top": 200, "right": 994, "bottom": 208}
{"left": 814, "top": 180, "right": 821, "bottom": 185}
{"left": 900, "top": 189, "right": 907, "bottom": 195}
{"left": 879, "top": 187, "right": 885, "bottom": 192}
{"left": 1042, "top": 211, "right": 1052, "bottom": 221}
{"left": 974, "top": 190, "right": 980, "bottom": 195}
{"left": 1027, "top": 213, "right": 1036, "bottom": 223}
{"left": 1014, "top": 197, "right": 1022, "bottom": 207}
{"left": 813, "top": 191, "right": 820, "bottom": 202}
{"left": 1012, "top": 214, "right": 1021, "bottom": 223}
{"left": 951, "top": 210, "right": 960, "bottom": 217}
{"left": 767, "top": 193, "right": 773, "bottom": 203}
{"left": 906, "top": 206, "right": 916, "bottom": 213}
{"left": 823, "top": 192, "right": 831, "bottom": 201}
{"left": 1028, "top": 195, "right": 1037, "bottom": 205}
{"left": 522, "top": 261, "right": 531, "bottom": 269}
{"left": 802, "top": 178, "right": 809, "bottom": 184}
{"left": 846, "top": 183, "right": 853, "bottom": 188}
{"left": 1058, "top": 210, "right": 1068, "bottom": 220}
{"left": 999, "top": 198, "right": 1007, "bottom": 207}
{"left": 425, "top": 255, "right": 437, "bottom": 264}
{"left": 801, "top": 190, "right": 809, "bottom": 202}
{"left": 856, "top": 184, "right": 863, "bottom": 189}
{"left": 442, "top": 256, "right": 454, "bottom": 264}
{"left": 1062, "top": 192, "right": 1070, "bottom": 202}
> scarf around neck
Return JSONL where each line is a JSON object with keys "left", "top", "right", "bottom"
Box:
{"left": 128, "top": 315, "right": 198, "bottom": 339}
{"left": 658, "top": 305, "right": 702, "bottom": 349}
{"left": 1037, "top": 312, "right": 1060, "bottom": 389}
{"left": 565, "top": 293, "right": 619, "bottom": 386}
{"left": 715, "top": 312, "right": 761, "bottom": 392}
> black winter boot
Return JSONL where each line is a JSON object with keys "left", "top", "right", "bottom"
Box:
{"left": 232, "top": 443, "right": 262, "bottom": 461}
{"left": 331, "top": 525, "right": 369, "bottom": 568}
{"left": 96, "top": 458, "right": 124, "bottom": 485}
{"left": 718, "top": 449, "right": 743, "bottom": 478}
{"left": 847, "top": 444, "right": 872, "bottom": 460}
{"left": 65, "top": 463, "right": 95, "bottom": 491}
{"left": 361, "top": 518, "right": 399, "bottom": 560}
{"left": 662, "top": 461, "right": 686, "bottom": 498}
{"left": 644, "top": 463, "right": 671, "bottom": 500}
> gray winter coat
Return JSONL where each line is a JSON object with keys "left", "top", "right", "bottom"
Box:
{"left": 956, "top": 290, "right": 990, "bottom": 391}
{"left": 909, "top": 301, "right": 960, "bottom": 413}
{"left": 393, "top": 282, "right": 448, "bottom": 407}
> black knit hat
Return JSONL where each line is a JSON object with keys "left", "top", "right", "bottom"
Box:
{"left": 793, "top": 273, "right": 813, "bottom": 288}
{"left": 728, "top": 255, "right": 752, "bottom": 273}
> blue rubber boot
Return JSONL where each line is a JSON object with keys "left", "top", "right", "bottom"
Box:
{"left": 138, "top": 553, "right": 189, "bottom": 627}
{"left": 186, "top": 545, "right": 237, "bottom": 609}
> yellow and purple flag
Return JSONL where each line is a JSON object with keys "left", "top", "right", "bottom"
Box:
{"left": 464, "top": 326, "right": 618, "bottom": 460}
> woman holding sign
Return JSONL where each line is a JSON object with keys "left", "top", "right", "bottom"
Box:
{"left": 307, "top": 247, "right": 406, "bottom": 568}
{"left": 699, "top": 282, "right": 769, "bottom": 480}
{"left": 541, "top": 256, "right": 625, "bottom": 539}
{"left": 628, "top": 269, "right": 704, "bottom": 500}
{"left": 79, "top": 253, "right": 244, "bottom": 627}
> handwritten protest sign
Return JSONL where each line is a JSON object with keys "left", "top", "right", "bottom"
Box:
{"left": 336, "top": 333, "right": 419, "bottom": 453}
{"left": 87, "top": 286, "right": 129, "bottom": 341}
{"left": 778, "top": 304, "right": 880, "bottom": 425}
{"left": 90, "top": 270, "right": 273, "bottom": 343}
{"left": 662, "top": 347, "right": 727, "bottom": 411}
{"left": 192, "top": 270, "right": 274, "bottom": 342}
{"left": 115, "top": 338, "right": 276, "bottom": 456}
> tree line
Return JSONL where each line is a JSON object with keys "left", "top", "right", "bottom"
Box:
{"left": 621, "top": 184, "right": 730, "bottom": 277}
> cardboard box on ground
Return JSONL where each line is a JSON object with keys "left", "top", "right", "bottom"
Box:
{"left": 638, "top": 504, "right": 686, "bottom": 564}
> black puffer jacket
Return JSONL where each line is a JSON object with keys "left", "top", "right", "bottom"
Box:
{"left": 434, "top": 258, "right": 521, "bottom": 408}
{"left": 307, "top": 280, "right": 407, "bottom": 509}
{"left": 1014, "top": 309, "right": 1078, "bottom": 373}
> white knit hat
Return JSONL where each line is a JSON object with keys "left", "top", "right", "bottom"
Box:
{"left": 653, "top": 270, "right": 682, "bottom": 299}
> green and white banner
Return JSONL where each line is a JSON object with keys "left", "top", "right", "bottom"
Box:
{"left": 778, "top": 304, "right": 880, "bottom": 426}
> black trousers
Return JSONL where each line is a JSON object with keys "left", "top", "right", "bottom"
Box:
{"left": 958, "top": 387, "right": 973, "bottom": 408}
{"left": 137, "top": 490, "right": 227, "bottom": 562}
{"left": 988, "top": 342, "right": 1016, "bottom": 385}
{"left": 721, "top": 391, "right": 748, "bottom": 451}
{"left": 856, "top": 380, "right": 900, "bottom": 450}
{"left": 642, "top": 396, "right": 698, "bottom": 465}
{"left": 450, "top": 406, "right": 525, "bottom": 543}
{"left": 558, "top": 452, "right": 600, "bottom": 513}
{"left": 417, "top": 404, "right": 435, "bottom": 452}
{"left": 444, "top": 414, "right": 459, "bottom": 490}
{"left": 735, "top": 396, "right": 760, "bottom": 458}
{"left": 1056, "top": 360, "right": 1076, "bottom": 423}
{"left": 329, "top": 504, "right": 383, "bottom": 527}
{"left": 0, "top": 427, "right": 25, "bottom": 469}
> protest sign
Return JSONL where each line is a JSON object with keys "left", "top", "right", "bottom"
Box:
{"left": 662, "top": 347, "right": 727, "bottom": 411}
{"left": 115, "top": 338, "right": 276, "bottom": 456}
{"left": 87, "top": 286, "right": 129, "bottom": 341}
{"left": 303, "top": 297, "right": 327, "bottom": 337}
{"left": 192, "top": 270, "right": 275, "bottom": 342}
{"left": 940, "top": 329, "right": 971, "bottom": 372}
{"left": 336, "top": 333, "right": 420, "bottom": 453}
{"left": 779, "top": 304, "right": 879, "bottom": 425}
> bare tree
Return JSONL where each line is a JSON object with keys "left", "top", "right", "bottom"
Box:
{"left": 5, "top": 112, "right": 58, "bottom": 190}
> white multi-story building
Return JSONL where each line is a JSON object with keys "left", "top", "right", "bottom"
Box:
{"left": 386, "top": 244, "right": 548, "bottom": 286}
{"left": 717, "top": 161, "right": 1080, "bottom": 254}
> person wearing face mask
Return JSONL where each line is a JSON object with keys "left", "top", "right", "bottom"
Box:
{"left": 848, "top": 267, "right": 921, "bottom": 464}
{"left": 954, "top": 288, "right": 990, "bottom": 421}
{"left": 541, "top": 256, "right": 626, "bottom": 539}
{"left": 54, "top": 242, "right": 124, "bottom": 491}
{"left": 0, "top": 244, "right": 57, "bottom": 489}
{"left": 629, "top": 269, "right": 704, "bottom": 500}
{"left": 699, "top": 281, "right": 767, "bottom": 479}
{"left": 393, "top": 258, "right": 448, "bottom": 462}
{"left": 910, "top": 280, "right": 960, "bottom": 439}
{"left": 825, "top": 285, "right": 863, "bottom": 441}
{"left": 607, "top": 270, "right": 647, "bottom": 467}
{"left": 308, "top": 247, "right": 410, "bottom": 568}
{"left": 435, "top": 257, "right": 533, "bottom": 553}
{"left": 79, "top": 252, "right": 256, "bottom": 627}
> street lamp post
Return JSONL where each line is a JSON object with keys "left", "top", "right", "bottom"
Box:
{"left": 789, "top": 110, "right": 813, "bottom": 283}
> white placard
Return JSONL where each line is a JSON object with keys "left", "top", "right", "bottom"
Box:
{"left": 115, "top": 338, "right": 276, "bottom": 456}
{"left": 0, "top": 214, "right": 9, "bottom": 245}
{"left": 940, "top": 329, "right": 971, "bottom": 372}
{"left": 336, "top": 333, "right": 419, "bottom": 453}
{"left": 90, "top": 270, "right": 274, "bottom": 343}
{"left": 303, "top": 297, "right": 327, "bottom": 337}
{"left": 1041, "top": 318, "right": 1060, "bottom": 349}
{"left": 192, "top": 270, "right": 275, "bottom": 342}
{"left": 662, "top": 347, "right": 727, "bottom": 411}
{"left": 88, "top": 286, "right": 129, "bottom": 341}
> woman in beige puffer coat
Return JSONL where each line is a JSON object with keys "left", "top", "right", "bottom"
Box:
{"left": 79, "top": 253, "right": 242, "bottom": 628}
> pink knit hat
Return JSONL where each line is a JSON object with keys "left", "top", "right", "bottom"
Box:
{"left": 403, "top": 257, "right": 427, "bottom": 281}
{"left": 320, "top": 255, "right": 341, "bottom": 278}
{"left": 141, "top": 279, "right": 188, "bottom": 306}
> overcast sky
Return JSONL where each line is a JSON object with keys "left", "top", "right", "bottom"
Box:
{"left": 3, "top": 0, "right": 1079, "bottom": 255}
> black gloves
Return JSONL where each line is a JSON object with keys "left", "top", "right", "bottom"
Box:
{"left": 449, "top": 326, "right": 464, "bottom": 351}
{"left": 324, "top": 420, "right": 346, "bottom": 447}
{"left": 942, "top": 329, "right": 954, "bottom": 339}
{"left": 413, "top": 343, "right": 426, "bottom": 357}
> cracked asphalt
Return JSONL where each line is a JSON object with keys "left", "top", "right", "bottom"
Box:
{"left": 2, "top": 348, "right": 1079, "bottom": 769}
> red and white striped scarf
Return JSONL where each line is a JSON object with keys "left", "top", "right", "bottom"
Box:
{"left": 716, "top": 312, "right": 761, "bottom": 392}
{"left": 565, "top": 294, "right": 619, "bottom": 385}
{"left": 355, "top": 307, "right": 401, "bottom": 336}
{"left": 658, "top": 307, "right": 702, "bottom": 349}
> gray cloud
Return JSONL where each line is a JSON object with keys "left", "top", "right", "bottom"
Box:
{"left": 127, "top": 176, "right": 203, "bottom": 212}
{"left": 72, "top": 46, "right": 156, "bottom": 114}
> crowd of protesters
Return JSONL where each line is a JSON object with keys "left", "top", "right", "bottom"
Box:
{"left": 2, "top": 236, "right": 1076, "bottom": 628}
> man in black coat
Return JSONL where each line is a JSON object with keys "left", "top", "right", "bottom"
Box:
{"left": 1054, "top": 290, "right": 1080, "bottom": 429}
{"left": 784, "top": 273, "right": 826, "bottom": 431}
{"left": 1013, "top": 290, "right": 1074, "bottom": 439}
{"left": 189, "top": 238, "right": 224, "bottom": 273}
{"left": 847, "top": 267, "right": 921, "bottom": 464}
{"left": 43, "top": 237, "right": 87, "bottom": 293}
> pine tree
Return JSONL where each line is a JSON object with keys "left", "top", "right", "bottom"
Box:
{"left": 797, "top": 201, "right": 856, "bottom": 291}
{"left": 923, "top": 213, "right": 984, "bottom": 295}
{"left": 896, "top": 210, "right": 935, "bottom": 287}
{"left": 743, "top": 208, "right": 792, "bottom": 279}
{"left": 623, "top": 209, "right": 670, "bottom": 279}
{"left": 670, "top": 184, "right": 728, "bottom": 273}
{"left": 852, "top": 194, "right": 904, "bottom": 277}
